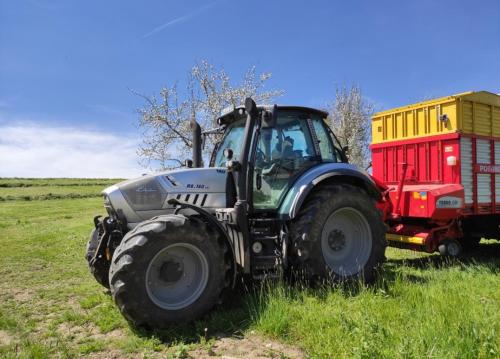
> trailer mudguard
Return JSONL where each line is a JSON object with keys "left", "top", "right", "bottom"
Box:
{"left": 278, "top": 163, "right": 381, "bottom": 220}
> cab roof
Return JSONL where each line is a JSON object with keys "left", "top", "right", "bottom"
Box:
{"left": 217, "top": 104, "right": 329, "bottom": 125}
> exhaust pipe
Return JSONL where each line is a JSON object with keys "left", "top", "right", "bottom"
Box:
{"left": 190, "top": 119, "right": 202, "bottom": 168}
{"left": 238, "top": 97, "right": 258, "bottom": 202}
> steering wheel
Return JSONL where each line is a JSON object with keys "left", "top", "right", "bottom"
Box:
{"left": 261, "top": 158, "right": 295, "bottom": 176}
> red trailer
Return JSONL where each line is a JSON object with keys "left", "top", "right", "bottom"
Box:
{"left": 371, "top": 91, "right": 500, "bottom": 255}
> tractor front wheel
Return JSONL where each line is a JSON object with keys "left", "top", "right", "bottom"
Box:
{"left": 109, "top": 215, "right": 231, "bottom": 328}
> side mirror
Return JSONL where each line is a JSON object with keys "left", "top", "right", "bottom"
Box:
{"left": 223, "top": 148, "right": 233, "bottom": 160}
{"left": 184, "top": 159, "right": 193, "bottom": 168}
{"left": 342, "top": 145, "right": 349, "bottom": 154}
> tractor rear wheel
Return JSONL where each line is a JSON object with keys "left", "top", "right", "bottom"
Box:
{"left": 109, "top": 215, "right": 231, "bottom": 328}
{"left": 290, "top": 183, "right": 386, "bottom": 283}
{"left": 85, "top": 228, "right": 110, "bottom": 288}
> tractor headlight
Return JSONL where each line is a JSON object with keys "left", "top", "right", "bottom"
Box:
{"left": 103, "top": 195, "right": 114, "bottom": 216}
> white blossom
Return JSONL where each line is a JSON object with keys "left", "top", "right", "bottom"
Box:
{"left": 328, "top": 85, "right": 374, "bottom": 169}
{"left": 135, "top": 60, "right": 283, "bottom": 170}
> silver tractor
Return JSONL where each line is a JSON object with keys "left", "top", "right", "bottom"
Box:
{"left": 86, "top": 98, "right": 386, "bottom": 328}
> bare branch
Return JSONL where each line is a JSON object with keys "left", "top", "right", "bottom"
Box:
{"left": 135, "top": 60, "right": 283, "bottom": 170}
{"left": 327, "top": 84, "right": 373, "bottom": 169}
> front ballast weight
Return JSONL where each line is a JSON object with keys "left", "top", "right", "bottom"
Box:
{"left": 85, "top": 215, "right": 124, "bottom": 288}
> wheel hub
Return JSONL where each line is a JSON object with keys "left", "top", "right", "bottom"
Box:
{"left": 447, "top": 241, "right": 461, "bottom": 256}
{"left": 320, "top": 207, "right": 372, "bottom": 277}
{"left": 159, "top": 259, "right": 183, "bottom": 283}
{"left": 145, "top": 243, "right": 209, "bottom": 310}
{"left": 328, "top": 229, "right": 346, "bottom": 251}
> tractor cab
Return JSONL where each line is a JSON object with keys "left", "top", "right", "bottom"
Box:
{"left": 211, "top": 104, "right": 347, "bottom": 211}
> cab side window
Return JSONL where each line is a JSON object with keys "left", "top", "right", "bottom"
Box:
{"left": 312, "top": 118, "right": 339, "bottom": 162}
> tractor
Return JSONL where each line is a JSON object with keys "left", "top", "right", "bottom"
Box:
{"left": 86, "top": 98, "right": 387, "bottom": 328}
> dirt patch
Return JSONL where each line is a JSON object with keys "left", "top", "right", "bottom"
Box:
{"left": 0, "top": 330, "right": 14, "bottom": 346}
{"left": 86, "top": 349, "right": 124, "bottom": 359}
{"left": 57, "top": 322, "right": 126, "bottom": 343}
{"left": 189, "top": 333, "right": 305, "bottom": 359}
{"left": 12, "top": 289, "right": 33, "bottom": 302}
{"left": 0, "top": 287, "right": 34, "bottom": 303}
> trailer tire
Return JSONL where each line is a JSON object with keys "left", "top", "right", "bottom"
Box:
{"left": 290, "top": 183, "right": 386, "bottom": 283}
{"left": 109, "top": 215, "right": 231, "bottom": 329}
{"left": 438, "top": 239, "right": 462, "bottom": 257}
{"left": 85, "top": 228, "right": 110, "bottom": 288}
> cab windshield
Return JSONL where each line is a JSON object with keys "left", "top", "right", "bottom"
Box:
{"left": 213, "top": 118, "right": 246, "bottom": 167}
{"left": 211, "top": 110, "right": 344, "bottom": 209}
{"left": 212, "top": 112, "right": 343, "bottom": 168}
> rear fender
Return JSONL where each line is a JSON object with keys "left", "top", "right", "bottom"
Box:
{"left": 278, "top": 163, "right": 381, "bottom": 220}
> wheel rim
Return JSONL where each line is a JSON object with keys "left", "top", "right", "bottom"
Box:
{"left": 321, "top": 207, "right": 372, "bottom": 277}
{"left": 145, "top": 243, "right": 209, "bottom": 310}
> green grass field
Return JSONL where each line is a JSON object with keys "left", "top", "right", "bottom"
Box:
{"left": 0, "top": 179, "right": 498, "bottom": 358}
{"left": 0, "top": 178, "right": 122, "bottom": 201}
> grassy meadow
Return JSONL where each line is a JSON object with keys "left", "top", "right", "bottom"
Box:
{"left": 0, "top": 178, "right": 120, "bottom": 201}
{"left": 0, "top": 178, "right": 498, "bottom": 358}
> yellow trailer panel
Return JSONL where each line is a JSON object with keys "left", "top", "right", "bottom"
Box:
{"left": 385, "top": 233, "right": 425, "bottom": 245}
{"left": 372, "top": 91, "right": 500, "bottom": 144}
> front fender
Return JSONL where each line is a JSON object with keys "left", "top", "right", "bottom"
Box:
{"left": 167, "top": 199, "right": 238, "bottom": 287}
{"left": 278, "top": 163, "right": 381, "bottom": 220}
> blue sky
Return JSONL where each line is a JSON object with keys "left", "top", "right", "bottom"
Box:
{"left": 1, "top": 0, "right": 499, "bottom": 177}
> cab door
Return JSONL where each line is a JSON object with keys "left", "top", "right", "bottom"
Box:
{"left": 253, "top": 111, "right": 321, "bottom": 209}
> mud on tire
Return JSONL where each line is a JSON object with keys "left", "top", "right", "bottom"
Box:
{"left": 109, "top": 214, "right": 232, "bottom": 329}
{"left": 289, "top": 183, "right": 386, "bottom": 283}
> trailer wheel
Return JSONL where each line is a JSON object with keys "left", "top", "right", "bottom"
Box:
{"left": 438, "top": 239, "right": 462, "bottom": 257}
{"left": 109, "top": 215, "right": 231, "bottom": 328}
{"left": 290, "top": 183, "right": 386, "bottom": 283}
{"left": 85, "top": 228, "right": 110, "bottom": 288}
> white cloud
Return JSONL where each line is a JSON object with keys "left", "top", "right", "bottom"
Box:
{"left": 0, "top": 122, "right": 144, "bottom": 178}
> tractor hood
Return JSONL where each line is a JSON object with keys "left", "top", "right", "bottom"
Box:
{"left": 101, "top": 167, "right": 228, "bottom": 227}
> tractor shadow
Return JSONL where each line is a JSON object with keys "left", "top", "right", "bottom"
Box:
{"left": 129, "top": 242, "right": 500, "bottom": 344}
{"left": 128, "top": 281, "right": 267, "bottom": 346}
{"left": 387, "top": 241, "right": 500, "bottom": 273}
{"left": 128, "top": 276, "right": 350, "bottom": 345}
{"left": 129, "top": 271, "right": 428, "bottom": 344}
{"left": 129, "top": 271, "right": 426, "bottom": 345}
